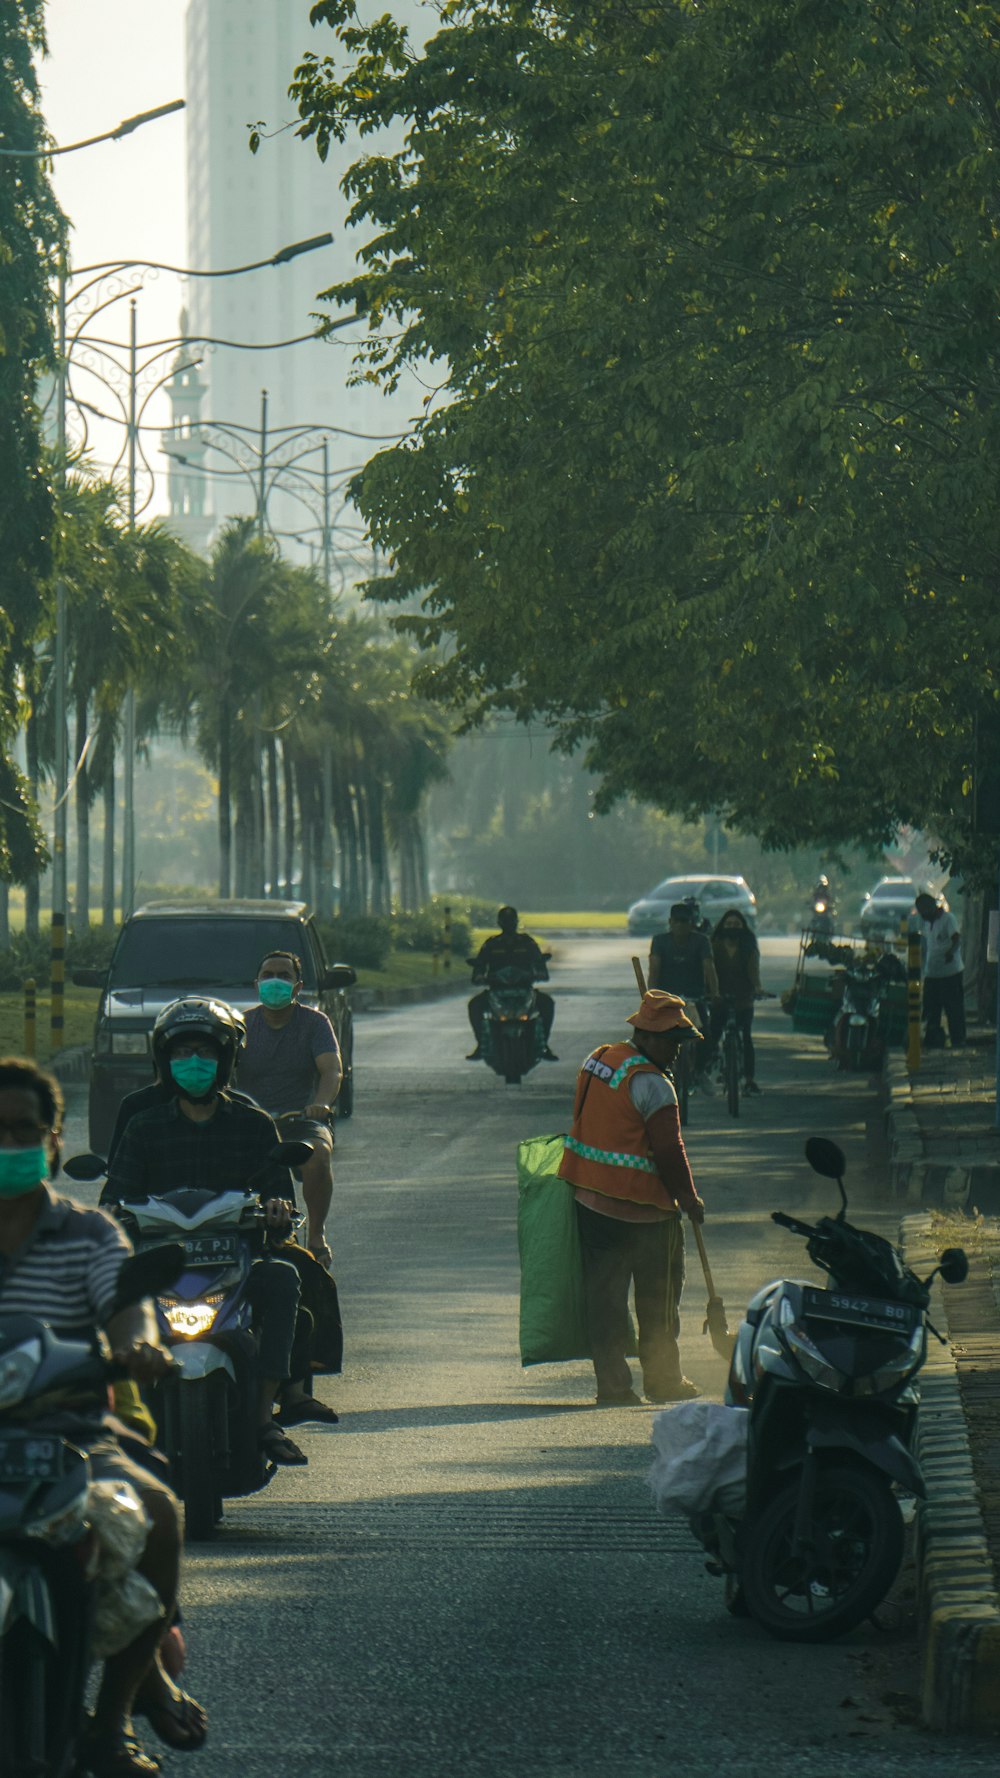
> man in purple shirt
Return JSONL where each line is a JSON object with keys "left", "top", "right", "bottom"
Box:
{"left": 237, "top": 951, "right": 342, "bottom": 1270}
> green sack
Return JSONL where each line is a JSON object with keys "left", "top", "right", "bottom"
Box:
{"left": 518, "top": 1134, "right": 590, "bottom": 1365}
{"left": 517, "top": 1135, "right": 641, "bottom": 1366}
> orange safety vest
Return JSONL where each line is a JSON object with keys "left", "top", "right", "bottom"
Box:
{"left": 557, "top": 1041, "right": 678, "bottom": 1211}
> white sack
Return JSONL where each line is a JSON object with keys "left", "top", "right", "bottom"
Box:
{"left": 648, "top": 1401, "right": 749, "bottom": 1517}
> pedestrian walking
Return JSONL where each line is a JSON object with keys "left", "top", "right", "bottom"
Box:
{"left": 915, "top": 891, "right": 966, "bottom": 1049}
{"left": 557, "top": 991, "right": 705, "bottom": 1406}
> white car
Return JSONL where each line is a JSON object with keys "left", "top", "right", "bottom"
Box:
{"left": 627, "top": 874, "right": 757, "bottom": 937}
{"left": 858, "top": 877, "right": 917, "bottom": 938}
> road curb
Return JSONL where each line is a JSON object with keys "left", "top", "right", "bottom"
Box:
{"left": 900, "top": 1214, "right": 1000, "bottom": 1733}
{"left": 350, "top": 977, "right": 468, "bottom": 1013}
{"left": 49, "top": 1044, "right": 91, "bottom": 1083}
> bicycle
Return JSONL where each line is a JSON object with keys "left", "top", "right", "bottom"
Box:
{"left": 715, "top": 992, "right": 774, "bottom": 1118}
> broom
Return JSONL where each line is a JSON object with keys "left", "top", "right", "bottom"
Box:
{"left": 631, "top": 955, "right": 735, "bottom": 1361}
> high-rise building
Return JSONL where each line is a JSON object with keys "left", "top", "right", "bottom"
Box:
{"left": 179, "top": 0, "right": 415, "bottom": 575}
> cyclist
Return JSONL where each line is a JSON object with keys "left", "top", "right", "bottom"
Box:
{"left": 648, "top": 903, "right": 718, "bottom": 1091}
{"left": 709, "top": 910, "right": 763, "bottom": 1094}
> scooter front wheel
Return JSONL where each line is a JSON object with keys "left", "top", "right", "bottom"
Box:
{"left": 178, "top": 1377, "right": 224, "bottom": 1541}
{"left": 740, "top": 1460, "right": 903, "bottom": 1642}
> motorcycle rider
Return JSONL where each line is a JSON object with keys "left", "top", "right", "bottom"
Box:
{"left": 467, "top": 905, "right": 557, "bottom": 1060}
{"left": 105, "top": 998, "right": 317, "bottom": 1467}
{"left": 0, "top": 1055, "right": 205, "bottom": 1776}
{"left": 557, "top": 992, "right": 705, "bottom": 1405}
{"left": 236, "top": 950, "right": 341, "bottom": 1271}
{"left": 647, "top": 902, "right": 719, "bottom": 1090}
{"left": 104, "top": 1001, "right": 256, "bottom": 1171}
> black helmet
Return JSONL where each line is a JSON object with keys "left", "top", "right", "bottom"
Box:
{"left": 151, "top": 997, "right": 246, "bottom": 1091}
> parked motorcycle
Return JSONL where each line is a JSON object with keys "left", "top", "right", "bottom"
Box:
{"left": 466, "top": 959, "right": 550, "bottom": 1085}
{"left": 65, "top": 1142, "right": 311, "bottom": 1542}
{"left": 694, "top": 1137, "right": 967, "bottom": 1641}
{"left": 831, "top": 952, "right": 903, "bottom": 1071}
{"left": 0, "top": 1244, "right": 183, "bottom": 1778}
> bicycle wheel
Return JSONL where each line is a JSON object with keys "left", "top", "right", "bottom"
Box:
{"left": 724, "top": 1028, "right": 740, "bottom": 1118}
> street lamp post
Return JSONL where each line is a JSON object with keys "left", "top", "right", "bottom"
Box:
{"left": 50, "top": 233, "right": 335, "bottom": 924}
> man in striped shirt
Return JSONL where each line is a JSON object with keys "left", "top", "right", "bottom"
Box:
{"left": 0, "top": 1057, "right": 205, "bottom": 1776}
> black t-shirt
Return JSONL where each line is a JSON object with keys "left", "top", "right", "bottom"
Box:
{"left": 649, "top": 929, "right": 712, "bottom": 999}
{"left": 106, "top": 1093, "right": 294, "bottom": 1205}
{"left": 473, "top": 933, "right": 548, "bottom": 982}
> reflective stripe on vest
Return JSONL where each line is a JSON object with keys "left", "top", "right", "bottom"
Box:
{"left": 563, "top": 1134, "right": 658, "bottom": 1174}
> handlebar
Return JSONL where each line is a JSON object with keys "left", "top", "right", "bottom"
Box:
{"left": 771, "top": 1209, "right": 817, "bottom": 1238}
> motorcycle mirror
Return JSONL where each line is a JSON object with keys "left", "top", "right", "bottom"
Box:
{"left": 804, "top": 1135, "right": 849, "bottom": 1219}
{"left": 111, "top": 1242, "right": 186, "bottom": 1313}
{"left": 267, "top": 1140, "right": 314, "bottom": 1168}
{"left": 63, "top": 1151, "right": 109, "bottom": 1181}
{"left": 934, "top": 1247, "right": 969, "bottom": 1287}
{"left": 804, "top": 1136, "right": 847, "bottom": 1180}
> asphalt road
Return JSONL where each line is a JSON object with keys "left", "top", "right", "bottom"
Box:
{"left": 59, "top": 937, "right": 1000, "bottom": 1774}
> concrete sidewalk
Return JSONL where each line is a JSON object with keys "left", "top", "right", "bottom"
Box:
{"left": 888, "top": 1027, "right": 1000, "bottom": 1732}
{"left": 887, "top": 1029, "right": 1000, "bottom": 1210}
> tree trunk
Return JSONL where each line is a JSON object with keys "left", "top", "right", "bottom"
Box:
{"left": 74, "top": 692, "right": 91, "bottom": 932}
{"left": 0, "top": 882, "right": 9, "bottom": 949}
{"left": 266, "top": 737, "right": 280, "bottom": 899}
{"left": 25, "top": 707, "right": 40, "bottom": 939}
{"left": 298, "top": 768, "right": 314, "bottom": 910}
{"left": 218, "top": 695, "right": 232, "bottom": 898}
{"left": 415, "top": 820, "right": 430, "bottom": 907}
{"left": 368, "top": 773, "right": 390, "bottom": 914}
{"left": 319, "top": 741, "right": 335, "bottom": 919}
{"left": 282, "top": 741, "right": 296, "bottom": 897}
{"left": 102, "top": 754, "right": 116, "bottom": 930}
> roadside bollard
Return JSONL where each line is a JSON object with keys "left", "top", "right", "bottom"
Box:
{"left": 50, "top": 913, "right": 65, "bottom": 1055}
{"left": 432, "top": 936, "right": 440, "bottom": 976}
{"left": 906, "top": 914, "right": 922, "bottom": 1072}
{"left": 24, "top": 978, "right": 36, "bottom": 1059}
{"left": 443, "top": 904, "right": 452, "bottom": 972}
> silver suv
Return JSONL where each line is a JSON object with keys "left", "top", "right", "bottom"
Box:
{"left": 74, "top": 900, "right": 356, "bottom": 1152}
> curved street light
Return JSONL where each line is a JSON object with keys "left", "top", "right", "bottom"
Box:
{"left": 0, "top": 98, "right": 185, "bottom": 158}
{"left": 50, "top": 234, "right": 337, "bottom": 926}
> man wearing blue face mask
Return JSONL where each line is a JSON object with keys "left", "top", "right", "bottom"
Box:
{"left": 237, "top": 951, "right": 341, "bottom": 1273}
{"left": 106, "top": 999, "right": 315, "bottom": 1466}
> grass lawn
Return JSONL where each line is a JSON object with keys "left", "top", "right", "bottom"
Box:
{"left": 519, "top": 910, "right": 626, "bottom": 930}
{"left": 353, "top": 950, "right": 468, "bottom": 991}
{"left": 0, "top": 988, "right": 99, "bottom": 1062}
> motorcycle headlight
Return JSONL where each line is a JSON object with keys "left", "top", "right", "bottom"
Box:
{"left": 780, "top": 1322, "right": 845, "bottom": 1392}
{"left": 0, "top": 1338, "right": 42, "bottom": 1410}
{"left": 161, "top": 1295, "right": 224, "bottom": 1339}
{"left": 852, "top": 1325, "right": 925, "bottom": 1397}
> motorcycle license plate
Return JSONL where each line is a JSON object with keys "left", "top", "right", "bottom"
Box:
{"left": 0, "top": 1435, "right": 64, "bottom": 1484}
{"left": 182, "top": 1234, "right": 240, "bottom": 1265}
{"left": 803, "top": 1287, "right": 916, "bottom": 1332}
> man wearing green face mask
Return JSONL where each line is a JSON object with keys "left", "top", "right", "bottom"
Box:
{"left": 238, "top": 950, "right": 341, "bottom": 1272}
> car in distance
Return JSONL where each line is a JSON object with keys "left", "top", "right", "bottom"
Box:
{"left": 858, "top": 877, "right": 917, "bottom": 939}
{"left": 73, "top": 900, "right": 356, "bottom": 1153}
{"left": 627, "top": 874, "right": 758, "bottom": 937}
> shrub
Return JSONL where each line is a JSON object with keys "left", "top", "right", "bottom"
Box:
{"left": 0, "top": 925, "right": 120, "bottom": 991}
{"left": 317, "top": 915, "right": 393, "bottom": 972}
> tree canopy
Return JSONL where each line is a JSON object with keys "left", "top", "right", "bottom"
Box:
{"left": 291, "top": 0, "right": 1000, "bottom": 867}
{"left": 0, "top": 2, "right": 64, "bottom": 877}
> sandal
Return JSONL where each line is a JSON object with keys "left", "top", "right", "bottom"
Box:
{"left": 80, "top": 1725, "right": 161, "bottom": 1776}
{"left": 134, "top": 1685, "right": 208, "bottom": 1752}
{"left": 278, "top": 1396, "right": 339, "bottom": 1427}
{"left": 258, "top": 1421, "right": 308, "bottom": 1466}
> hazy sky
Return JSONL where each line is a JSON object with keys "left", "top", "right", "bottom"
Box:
{"left": 41, "top": 3, "right": 189, "bottom": 342}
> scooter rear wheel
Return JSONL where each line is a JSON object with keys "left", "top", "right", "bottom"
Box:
{"left": 740, "top": 1460, "right": 903, "bottom": 1642}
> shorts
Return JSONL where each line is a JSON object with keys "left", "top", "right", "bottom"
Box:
{"left": 276, "top": 1114, "right": 334, "bottom": 1154}
{"left": 86, "top": 1430, "right": 177, "bottom": 1510}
